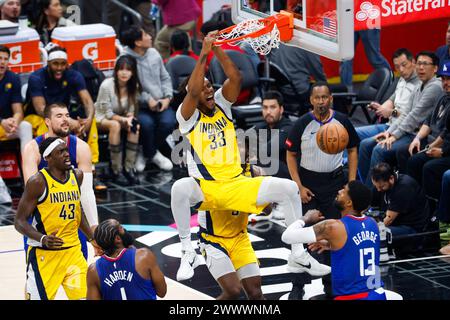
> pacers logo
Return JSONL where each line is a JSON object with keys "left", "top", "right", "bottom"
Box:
{"left": 82, "top": 42, "right": 98, "bottom": 60}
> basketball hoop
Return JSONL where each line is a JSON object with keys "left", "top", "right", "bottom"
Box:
{"left": 214, "top": 11, "right": 294, "bottom": 56}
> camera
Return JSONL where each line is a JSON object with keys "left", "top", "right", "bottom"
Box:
{"left": 131, "top": 118, "right": 139, "bottom": 134}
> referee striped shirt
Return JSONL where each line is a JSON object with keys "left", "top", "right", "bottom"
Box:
{"left": 285, "top": 111, "right": 359, "bottom": 173}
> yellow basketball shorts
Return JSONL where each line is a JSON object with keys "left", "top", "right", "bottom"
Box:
{"left": 197, "top": 175, "right": 268, "bottom": 214}
{"left": 199, "top": 231, "right": 259, "bottom": 277}
{"left": 26, "top": 245, "right": 88, "bottom": 300}
{"left": 23, "top": 115, "right": 99, "bottom": 164}
{"left": 0, "top": 125, "right": 7, "bottom": 140}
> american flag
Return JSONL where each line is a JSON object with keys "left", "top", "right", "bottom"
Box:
{"left": 323, "top": 17, "right": 337, "bottom": 37}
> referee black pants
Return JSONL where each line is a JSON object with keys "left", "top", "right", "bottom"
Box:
{"left": 299, "top": 166, "right": 347, "bottom": 298}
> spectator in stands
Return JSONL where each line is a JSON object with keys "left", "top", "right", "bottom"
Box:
{"left": 439, "top": 169, "right": 450, "bottom": 255}
{"left": 34, "top": 0, "right": 76, "bottom": 45}
{"left": 0, "top": 45, "right": 32, "bottom": 151}
{"left": 164, "top": 29, "right": 198, "bottom": 63}
{"left": 106, "top": 0, "right": 155, "bottom": 38}
{"left": 24, "top": 46, "right": 106, "bottom": 191}
{"left": 95, "top": 55, "right": 141, "bottom": 185}
{"left": 121, "top": 26, "right": 174, "bottom": 171}
{"left": 340, "top": 29, "right": 391, "bottom": 91}
{"left": 400, "top": 61, "right": 450, "bottom": 202}
{"left": 152, "top": 0, "right": 201, "bottom": 60}
{"left": 435, "top": 21, "right": 450, "bottom": 71}
{"left": 0, "top": 0, "right": 20, "bottom": 22}
{"left": 249, "top": 90, "right": 292, "bottom": 179}
{"left": 371, "top": 162, "right": 428, "bottom": 238}
{"left": 357, "top": 48, "right": 420, "bottom": 183}
{"left": 360, "top": 51, "right": 443, "bottom": 186}
{"left": 269, "top": 43, "right": 327, "bottom": 116}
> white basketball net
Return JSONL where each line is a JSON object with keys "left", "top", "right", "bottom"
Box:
{"left": 216, "top": 19, "right": 281, "bottom": 56}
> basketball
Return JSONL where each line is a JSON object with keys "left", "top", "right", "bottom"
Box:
{"left": 316, "top": 122, "right": 349, "bottom": 154}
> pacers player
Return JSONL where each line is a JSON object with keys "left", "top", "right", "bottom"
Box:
{"left": 198, "top": 164, "right": 265, "bottom": 300}
{"left": 171, "top": 32, "right": 330, "bottom": 281}
{"left": 14, "top": 137, "right": 96, "bottom": 300}
{"left": 86, "top": 219, "right": 167, "bottom": 300}
{"left": 22, "top": 103, "right": 99, "bottom": 259}
{"left": 282, "top": 180, "right": 387, "bottom": 300}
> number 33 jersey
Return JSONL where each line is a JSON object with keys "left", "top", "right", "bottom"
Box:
{"left": 331, "top": 215, "right": 384, "bottom": 298}
{"left": 28, "top": 168, "right": 82, "bottom": 248}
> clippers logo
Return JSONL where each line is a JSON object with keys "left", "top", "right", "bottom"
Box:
{"left": 356, "top": 1, "right": 380, "bottom": 21}
{"left": 82, "top": 42, "right": 98, "bottom": 60}
{"left": 9, "top": 46, "right": 22, "bottom": 64}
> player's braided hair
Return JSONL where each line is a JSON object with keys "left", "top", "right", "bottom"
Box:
{"left": 94, "top": 219, "right": 120, "bottom": 256}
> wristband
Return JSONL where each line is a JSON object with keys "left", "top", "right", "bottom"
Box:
{"left": 40, "top": 234, "right": 47, "bottom": 246}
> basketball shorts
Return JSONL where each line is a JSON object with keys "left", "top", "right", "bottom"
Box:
{"left": 23, "top": 115, "right": 99, "bottom": 164}
{"left": 196, "top": 175, "right": 267, "bottom": 214}
{"left": 26, "top": 245, "right": 88, "bottom": 300}
{"left": 334, "top": 288, "right": 387, "bottom": 300}
{"left": 198, "top": 231, "right": 260, "bottom": 280}
{"left": 0, "top": 125, "right": 9, "bottom": 140}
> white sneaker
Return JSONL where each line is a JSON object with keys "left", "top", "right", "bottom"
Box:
{"left": 136, "top": 149, "right": 146, "bottom": 172}
{"left": 177, "top": 250, "right": 200, "bottom": 281}
{"left": 287, "top": 251, "right": 331, "bottom": 277}
{"left": 271, "top": 205, "right": 284, "bottom": 220}
{"left": 248, "top": 211, "right": 272, "bottom": 223}
{"left": 151, "top": 150, "right": 173, "bottom": 171}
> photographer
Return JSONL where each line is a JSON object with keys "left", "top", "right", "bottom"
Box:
{"left": 95, "top": 55, "right": 141, "bottom": 185}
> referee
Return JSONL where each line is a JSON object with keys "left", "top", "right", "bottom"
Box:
{"left": 285, "top": 82, "right": 359, "bottom": 299}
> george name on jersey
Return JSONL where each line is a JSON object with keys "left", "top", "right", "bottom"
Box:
{"left": 103, "top": 270, "right": 134, "bottom": 287}
{"left": 50, "top": 190, "right": 80, "bottom": 203}
{"left": 352, "top": 230, "right": 378, "bottom": 246}
{"left": 198, "top": 116, "right": 228, "bottom": 134}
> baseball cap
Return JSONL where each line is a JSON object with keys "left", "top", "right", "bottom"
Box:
{"left": 439, "top": 61, "right": 450, "bottom": 77}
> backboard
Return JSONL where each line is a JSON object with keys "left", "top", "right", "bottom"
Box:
{"left": 232, "top": 0, "right": 354, "bottom": 61}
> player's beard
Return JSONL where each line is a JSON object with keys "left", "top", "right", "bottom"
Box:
{"left": 119, "top": 229, "right": 135, "bottom": 248}
{"left": 333, "top": 199, "right": 344, "bottom": 212}
{"left": 53, "top": 126, "right": 70, "bottom": 138}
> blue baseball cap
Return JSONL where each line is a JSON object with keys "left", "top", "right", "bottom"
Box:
{"left": 439, "top": 61, "right": 450, "bottom": 77}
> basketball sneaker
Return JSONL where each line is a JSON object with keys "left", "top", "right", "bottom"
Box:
{"left": 287, "top": 251, "right": 331, "bottom": 276}
{"left": 152, "top": 150, "right": 173, "bottom": 171}
{"left": 176, "top": 250, "right": 200, "bottom": 281}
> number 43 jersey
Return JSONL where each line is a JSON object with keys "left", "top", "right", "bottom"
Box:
{"left": 28, "top": 168, "right": 81, "bottom": 248}
{"left": 331, "top": 215, "right": 385, "bottom": 299}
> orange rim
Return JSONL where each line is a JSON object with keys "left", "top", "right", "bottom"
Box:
{"left": 214, "top": 10, "right": 294, "bottom": 46}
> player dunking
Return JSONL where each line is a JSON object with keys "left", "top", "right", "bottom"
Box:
{"left": 14, "top": 137, "right": 97, "bottom": 300}
{"left": 171, "top": 32, "right": 330, "bottom": 281}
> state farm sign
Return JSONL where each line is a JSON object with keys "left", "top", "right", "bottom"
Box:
{"left": 355, "top": 0, "right": 450, "bottom": 30}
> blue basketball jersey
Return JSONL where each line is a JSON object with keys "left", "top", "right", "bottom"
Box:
{"left": 96, "top": 248, "right": 157, "bottom": 300}
{"left": 331, "top": 215, "right": 385, "bottom": 300}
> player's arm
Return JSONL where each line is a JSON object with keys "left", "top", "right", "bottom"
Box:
{"left": 383, "top": 210, "right": 399, "bottom": 227}
{"left": 137, "top": 248, "right": 167, "bottom": 298}
{"left": 86, "top": 263, "right": 102, "bottom": 300}
{"left": 212, "top": 45, "right": 242, "bottom": 103}
{"left": 76, "top": 139, "right": 99, "bottom": 226}
{"left": 31, "top": 96, "right": 46, "bottom": 117}
{"left": 347, "top": 146, "right": 358, "bottom": 181}
{"left": 21, "top": 140, "right": 40, "bottom": 183}
{"left": 180, "top": 34, "right": 215, "bottom": 120}
{"left": 78, "top": 89, "right": 95, "bottom": 126}
{"left": 11, "top": 102, "right": 24, "bottom": 123}
{"left": 14, "top": 173, "right": 64, "bottom": 248}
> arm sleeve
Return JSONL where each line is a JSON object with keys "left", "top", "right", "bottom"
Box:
{"left": 282, "top": 220, "right": 317, "bottom": 244}
{"left": 285, "top": 118, "right": 305, "bottom": 153}
{"left": 158, "top": 57, "right": 173, "bottom": 98}
{"left": 342, "top": 117, "right": 360, "bottom": 148}
{"left": 72, "top": 71, "right": 87, "bottom": 92}
{"left": 176, "top": 105, "right": 199, "bottom": 135}
{"left": 28, "top": 74, "right": 45, "bottom": 98}
{"left": 94, "top": 80, "right": 112, "bottom": 122}
{"left": 79, "top": 172, "right": 98, "bottom": 226}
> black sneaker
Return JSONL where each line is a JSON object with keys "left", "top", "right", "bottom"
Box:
{"left": 123, "top": 168, "right": 139, "bottom": 185}
{"left": 111, "top": 172, "right": 130, "bottom": 186}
